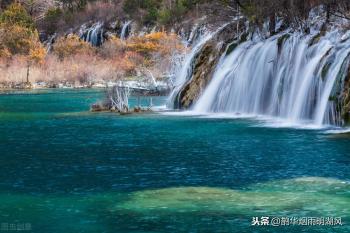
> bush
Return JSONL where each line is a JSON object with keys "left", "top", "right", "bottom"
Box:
{"left": 53, "top": 35, "right": 95, "bottom": 60}
{"left": 0, "top": 47, "right": 11, "bottom": 60}
{"left": 0, "top": 25, "right": 38, "bottom": 55}
{"left": 99, "top": 36, "right": 126, "bottom": 59}
{"left": 0, "top": 3, "right": 34, "bottom": 30}
{"left": 29, "top": 46, "right": 46, "bottom": 64}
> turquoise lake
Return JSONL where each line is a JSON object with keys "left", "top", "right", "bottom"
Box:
{"left": 0, "top": 89, "right": 349, "bottom": 233}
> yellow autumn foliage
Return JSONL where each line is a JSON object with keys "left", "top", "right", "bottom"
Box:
{"left": 127, "top": 32, "right": 183, "bottom": 57}
{"left": 29, "top": 46, "right": 46, "bottom": 65}
{"left": 127, "top": 41, "right": 160, "bottom": 54}
{"left": 0, "top": 24, "right": 40, "bottom": 56}
{"left": 0, "top": 3, "right": 43, "bottom": 62}
{"left": 53, "top": 35, "right": 95, "bottom": 60}
{"left": 0, "top": 48, "right": 11, "bottom": 59}
{"left": 144, "top": 32, "right": 173, "bottom": 41}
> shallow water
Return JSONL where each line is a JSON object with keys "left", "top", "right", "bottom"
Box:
{"left": 0, "top": 89, "right": 349, "bottom": 233}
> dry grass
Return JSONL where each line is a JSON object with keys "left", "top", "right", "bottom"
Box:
{"left": 0, "top": 31, "right": 185, "bottom": 85}
{"left": 0, "top": 54, "right": 123, "bottom": 84}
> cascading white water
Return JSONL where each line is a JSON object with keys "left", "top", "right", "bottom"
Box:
{"left": 81, "top": 22, "right": 104, "bottom": 46}
{"left": 167, "top": 24, "right": 230, "bottom": 109}
{"left": 120, "top": 21, "right": 132, "bottom": 40}
{"left": 194, "top": 29, "right": 350, "bottom": 126}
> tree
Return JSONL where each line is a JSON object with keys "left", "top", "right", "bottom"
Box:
{"left": 42, "top": 6, "right": 61, "bottom": 34}
{"left": 0, "top": 2, "right": 35, "bottom": 29}
{"left": 0, "top": 3, "right": 45, "bottom": 63}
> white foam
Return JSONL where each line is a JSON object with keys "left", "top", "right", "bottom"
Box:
{"left": 324, "top": 128, "right": 350, "bottom": 134}
{"left": 159, "top": 110, "right": 332, "bottom": 130}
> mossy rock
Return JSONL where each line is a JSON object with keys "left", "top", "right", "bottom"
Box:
{"left": 309, "top": 31, "right": 326, "bottom": 47}
{"left": 177, "top": 23, "right": 238, "bottom": 109}
{"left": 328, "top": 96, "right": 338, "bottom": 102}
{"left": 225, "top": 31, "right": 250, "bottom": 57}
{"left": 179, "top": 43, "right": 216, "bottom": 108}
{"left": 225, "top": 42, "right": 238, "bottom": 56}
{"left": 321, "top": 63, "right": 331, "bottom": 81}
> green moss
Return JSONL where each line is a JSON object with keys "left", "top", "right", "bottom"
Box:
{"left": 225, "top": 42, "right": 238, "bottom": 56}
{"left": 309, "top": 30, "right": 326, "bottom": 47}
{"left": 328, "top": 96, "right": 337, "bottom": 101}
{"left": 277, "top": 34, "right": 290, "bottom": 54}
{"left": 310, "top": 34, "right": 321, "bottom": 46}
{"left": 321, "top": 63, "right": 331, "bottom": 81}
{"left": 225, "top": 31, "right": 248, "bottom": 57}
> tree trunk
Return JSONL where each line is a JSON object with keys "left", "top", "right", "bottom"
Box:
{"left": 26, "top": 64, "right": 30, "bottom": 84}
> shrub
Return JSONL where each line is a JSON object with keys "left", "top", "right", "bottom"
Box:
{"left": 0, "top": 24, "right": 39, "bottom": 55}
{"left": 29, "top": 46, "right": 46, "bottom": 64}
{"left": 53, "top": 35, "right": 94, "bottom": 60}
{"left": 0, "top": 47, "right": 11, "bottom": 60}
{"left": 99, "top": 36, "right": 126, "bottom": 59}
{"left": 127, "top": 40, "right": 159, "bottom": 55}
{"left": 127, "top": 32, "right": 181, "bottom": 55}
{"left": 144, "top": 32, "right": 184, "bottom": 55}
{"left": 0, "top": 3, "right": 34, "bottom": 30}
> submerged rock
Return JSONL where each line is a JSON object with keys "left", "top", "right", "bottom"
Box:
{"left": 115, "top": 177, "right": 350, "bottom": 217}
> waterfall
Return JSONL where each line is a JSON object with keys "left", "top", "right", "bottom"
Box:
{"left": 167, "top": 23, "right": 230, "bottom": 109}
{"left": 187, "top": 24, "right": 200, "bottom": 45}
{"left": 193, "top": 29, "right": 350, "bottom": 126}
{"left": 81, "top": 22, "right": 104, "bottom": 46}
{"left": 46, "top": 33, "right": 56, "bottom": 53}
{"left": 120, "top": 21, "right": 132, "bottom": 40}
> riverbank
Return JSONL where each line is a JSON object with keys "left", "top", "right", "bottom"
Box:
{"left": 0, "top": 79, "right": 172, "bottom": 96}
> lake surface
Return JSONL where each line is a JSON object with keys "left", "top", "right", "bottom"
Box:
{"left": 0, "top": 89, "right": 349, "bottom": 233}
